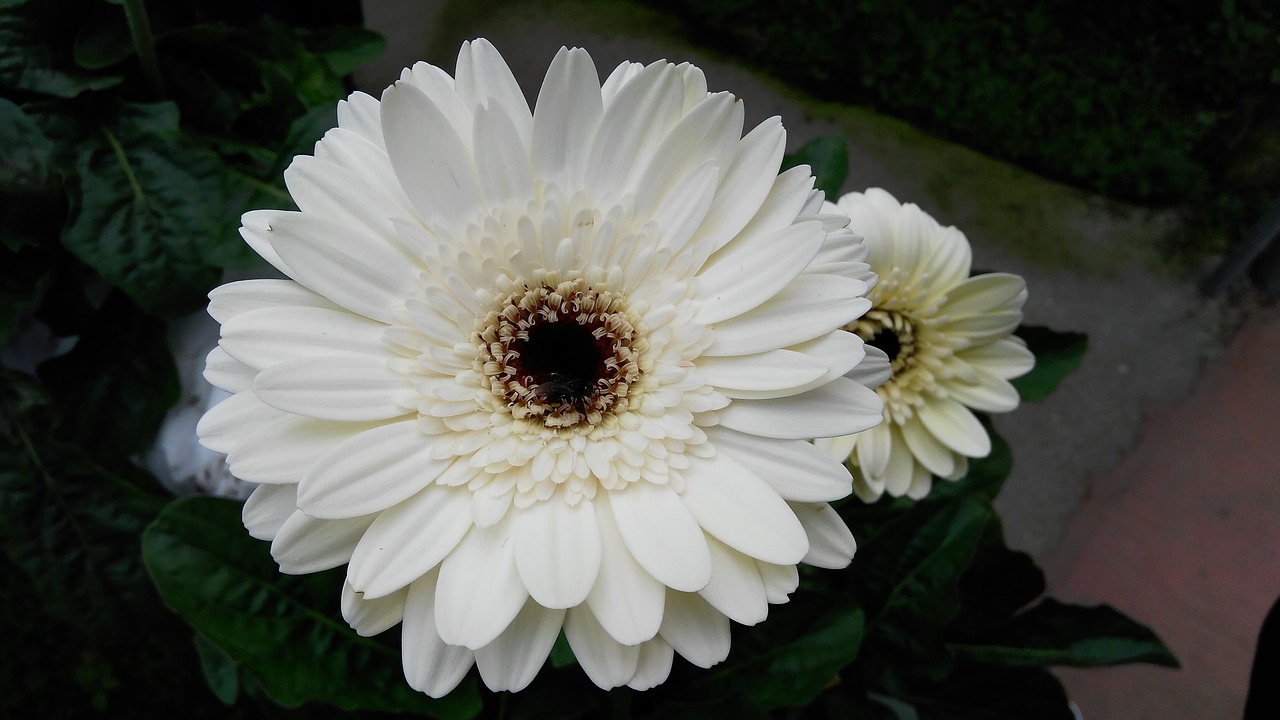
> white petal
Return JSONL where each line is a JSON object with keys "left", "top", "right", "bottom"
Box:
{"left": 402, "top": 570, "right": 476, "bottom": 698}
{"left": 197, "top": 390, "right": 284, "bottom": 454}
{"left": 335, "top": 90, "right": 384, "bottom": 148}
{"left": 957, "top": 337, "right": 1035, "bottom": 379}
{"left": 855, "top": 420, "right": 893, "bottom": 478}
{"left": 565, "top": 605, "right": 641, "bottom": 690}
{"left": 881, "top": 425, "right": 915, "bottom": 498}
{"left": 944, "top": 273, "right": 1027, "bottom": 316}
{"left": 586, "top": 497, "right": 666, "bottom": 645}
{"left": 698, "top": 537, "right": 768, "bottom": 625}
{"left": 899, "top": 415, "right": 957, "bottom": 477}
{"left": 270, "top": 510, "right": 373, "bottom": 574}
{"left": 697, "top": 220, "right": 826, "bottom": 324}
{"left": 756, "top": 561, "right": 799, "bottom": 603}
{"left": 945, "top": 370, "right": 1021, "bottom": 413}
{"left": 241, "top": 483, "right": 297, "bottom": 541}
{"left": 716, "top": 377, "right": 884, "bottom": 440}
{"left": 846, "top": 344, "right": 893, "bottom": 389}
{"left": 474, "top": 601, "right": 564, "bottom": 692}
{"left": 696, "top": 348, "right": 828, "bottom": 397}
{"left": 681, "top": 452, "right": 808, "bottom": 565}
{"left": 514, "top": 498, "right": 602, "bottom": 609}
{"left": 633, "top": 91, "right": 742, "bottom": 221}
{"left": 341, "top": 580, "right": 406, "bottom": 637}
{"left": 708, "top": 427, "right": 853, "bottom": 503}
{"left": 454, "top": 39, "right": 532, "bottom": 147}
{"left": 606, "top": 483, "right": 711, "bottom": 593}
{"left": 239, "top": 209, "right": 295, "bottom": 279}
{"left": 531, "top": 47, "right": 602, "bottom": 184}
{"left": 203, "top": 345, "right": 256, "bottom": 393}
{"left": 380, "top": 81, "right": 482, "bottom": 234}
{"left": 693, "top": 117, "right": 787, "bottom": 254}
{"left": 207, "top": 279, "right": 337, "bottom": 325}
{"left": 283, "top": 155, "right": 407, "bottom": 238}
{"left": 264, "top": 212, "right": 417, "bottom": 325}
{"left": 659, "top": 591, "right": 730, "bottom": 668}
{"left": 227, "top": 415, "right": 373, "bottom": 485}
{"left": 253, "top": 356, "right": 413, "bottom": 422}
{"left": 472, "top": 101, "right": 534, "bottom": 206}
{"left": 704, "top": 274, "right": 871, "bottom": 356}
{"left": 627, "top": 637, "right": 675, "bottom": 691}
{"left": 916, "top": 397, "right": 991, "bottom": 457}
{"left": 347, "top": 484, "right": 472, "bottom": 598}
{"left": 584, "top": 62, "right": 683, "bottom": 202}
{"left": 218, "top": 305, "right": 388, "bottom": 371}
{"left": 791, "top": 502, "right": 856, "bottom": 569}
{"left": 435, "top": 516, "right": 529, "bottom": 648}
{"left": 297, "top": 422, "right": 451, "bottom": 519}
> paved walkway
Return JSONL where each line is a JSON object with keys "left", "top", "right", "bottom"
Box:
{"left": 1047, "top": 304, "right": 1280, "bottom": 719}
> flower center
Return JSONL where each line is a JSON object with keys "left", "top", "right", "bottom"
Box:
{"left": 477, "top": 279, "right": 643, "bottom": 429}
{"left": 853, "top": 309, "right": 917, "bottom": 376}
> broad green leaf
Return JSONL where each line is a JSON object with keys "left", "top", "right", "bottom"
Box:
{"left": 0, "top": 98, "right": 56, "bottom": 193}
{"left": 303, "top": 25, "right": 387, "bottom": 77}
{"left": 857, "top": 498, "right": 993, "bottom": 686}
{"left": 949, "top": 521, "right": 1045, "bottom": 636}
{"left": 0, "top": 6, "right": 122, "bottom": 97}
{"left": 142, "top": 496, "right": 482, "bottom": 717}
{"left": 782, "top": 135, "right": 849, "bottom": 199}
{"left": 691, "top": 595, "right": 865, "bottom": 709}
{"left": 62, "top": 103, "right": 245, "bottom": 316}
{"left": 1011, "top": 326, "right": 1088, "bottom": 402}
{"left": 193, "top": 633, "right": 240, "bottom": 705}
{"left": 950, "top": 599, "right": 1179, "bottom": 669}
{"left": 907, "top": 664, "right": 1074, "bottom": 720}
{"left": 72, "top": 4, "right": 133, "bottom": 70}
{"left": 37, "top": 291, "right": 179, "bottom": 457}
{"left": 0, "top": 372, "right": 169, "bottom": 639}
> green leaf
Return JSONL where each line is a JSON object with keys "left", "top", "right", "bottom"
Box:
{"left": 1011, "top": 326, "right": 1088, "bottom": 402}
{"left": 949, "top": 522, "right": 1045, "bottom": 636}
{"left": 142, "top": 496, "right": 482, "bottom": 717}
{"left": 73, "top": 4, "right": 134, "bottom": 70}
{"left": 0, "top": 5, "right": 122, "bottom": 97}
{"left": 62, "top": 103, "right": 245, "bottom": 316}
{"left": 907, "top": 664, "right": 1074, "bottom": 720}
{"left": 302, "top": 25, "right": 387, "bottom": 77}
{"left": 0, "top": 372, "right": 169, "bottom": 639}
{"left": 782, "top": 135, "right": 849, "bottom": 199}
{"left": 193, "top": 633, "right": 239, "bottom": 705}
{"left": 37, "top": 291, "right": 179, "bottom": 457}
{"left": 0, "top": 98, "right": 56, "bottom": 194}
{"left": 550, "top": 630, "right": 577, "bottom": 668}
{"left": 857, "top": 498, "right": 994, "bottom": 686}
{"left": 950, "top": 598, "right": 1179, "bottom": 669}
{"left": 691, "top": 596, "right": 865, "bottom": 709}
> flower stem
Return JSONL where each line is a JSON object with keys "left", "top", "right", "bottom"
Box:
{"left": 122, "top": 0, "right": 164, "bottom": 97}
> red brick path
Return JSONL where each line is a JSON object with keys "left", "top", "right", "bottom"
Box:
{"left": 1046, "top": 305, "right": 1280, "bottom": 719}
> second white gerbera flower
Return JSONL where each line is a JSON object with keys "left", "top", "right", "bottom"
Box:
{"left": 197, "top": 40, "right": 886, "bottom": 696}
{"left": 816, "top": 189, "right": 1034, "bottom": 502}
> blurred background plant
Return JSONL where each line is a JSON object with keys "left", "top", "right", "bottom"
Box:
{"left": 0, "top": 0, "right": 1211, "bottom": 717}
{"left": 644, "top": 0, "right": 1280, "bottom": 262}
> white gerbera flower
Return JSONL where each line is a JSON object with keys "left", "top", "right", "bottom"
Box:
{"left": 815, "top": 189, "right": 1034, "bottom": 502}
{"left": 196, "top": 40, "right": 886, "bottom": 696}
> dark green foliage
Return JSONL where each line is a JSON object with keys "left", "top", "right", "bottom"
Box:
{"left": 143, "top": 497, "right": 482, "bottom": 717}
{"left": 646, "top": 0, "right": 1280, "bottom": 247}
{"left": 783, "top": 135, "right": 849, "bottom": 199}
